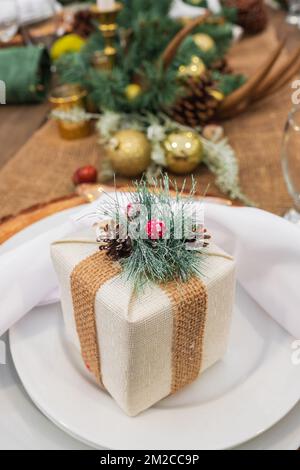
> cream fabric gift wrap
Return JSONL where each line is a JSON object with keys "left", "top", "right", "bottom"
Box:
{"left": 51, "top": 229, "right": 236, "bottom": 416}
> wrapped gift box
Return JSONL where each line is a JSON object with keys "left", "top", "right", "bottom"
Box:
{"left": 51, "top": 229, "right": 236, "bottom": 416}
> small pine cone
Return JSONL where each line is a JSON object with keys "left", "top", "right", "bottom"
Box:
{"left": 98, "top": 223, "right": 133, "bottom": 261}
{"left": 170, "top": 74, "right": 222, "bottom": 127}
{"left": 224, "top": 0, "right": 268, "bottom": 35}
{"left": 211, "top": 58, "right": 232, "bottom": 74}
{"left": 72, "top": 10, "right": 97, "bottom": 38}
{"left": 108, "top": 237, "right": 132, "bottom": 261}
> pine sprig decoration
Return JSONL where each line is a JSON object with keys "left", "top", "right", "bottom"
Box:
{"left": 55, "top": 1, "right": 242, "bottom": 115}
{"left": 212, "top": 70, "right": 246, "bottom": 96}
{"left": 97, "top": 176, "right": 210, "bottom": 290}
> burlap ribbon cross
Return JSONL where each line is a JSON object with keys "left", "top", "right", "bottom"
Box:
{"left": 70, "top": 250, "right": 207, "bottom": 394}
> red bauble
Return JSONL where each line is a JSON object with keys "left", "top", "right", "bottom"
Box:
{"left": 72, "top": 165, "right": 98, "bottom": 185}
{"left": 146, "top": 219, "right": 166, "bottom": 239}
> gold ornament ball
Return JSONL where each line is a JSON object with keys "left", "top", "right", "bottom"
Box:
{"left": 208, "top": 89, "right": 224, "bottom": 102}
{"left": 178, "top": 56, "right": 206, "bottom": 79}
{"left": 107, "top": 129, "right": 151, "bottom": 177}
{"left": 164, "top": 131, "right": 203, "bottom": 175}
{"left": 125, "top": 83, "right": 142, "bottom": 101}
{"left": 192, "top": 33, "right": 215, "bottom": 52}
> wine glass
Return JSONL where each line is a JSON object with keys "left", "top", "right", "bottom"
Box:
{"left": 0, "top": 0, "right": 19, "bottom": 43}
{"left": 281, "top": 107, "right": 300, "bottom": 225}
{"left": 286, "top": 0, "right": 300, "bottom": 26}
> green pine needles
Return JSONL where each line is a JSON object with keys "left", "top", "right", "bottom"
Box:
{"left": 56, "top": 0, "right": 243, "bottom": 114}
{"left": 97, "top": 175, "right": 209, "bottom": 290}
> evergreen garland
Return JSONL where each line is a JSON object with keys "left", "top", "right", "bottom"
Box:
{"left": 56, "top": 1, "right": 244, "bottom": 114}
{"left": 97, "top": 175, "right": 209, "bottom": 290}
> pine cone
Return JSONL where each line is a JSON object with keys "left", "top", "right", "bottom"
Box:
{"left": 72, "top": 10, "right": 96, "bottom": 38}
{"left": 170, "top": 74, "right": 222, "bottom": 128}
{"left": 210, "top": 57, "right": 232, "bottom": 75}
{"left": 99, "top": 224, "right": 133, "bottom": 261}
{"left": 224, "top": 0, "right": 268, "bottom": 35}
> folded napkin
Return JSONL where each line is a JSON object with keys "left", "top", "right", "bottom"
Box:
{"left": 169, "top": 0, "right": 242, "bottom": 41}
{"left": 0, "top": 0, "right": 62, "bottom": 26}
{"left": 0, "top": 197, "right": 299, "bottom": 338}
{"left": 0, "top": 221, "right": 74, "bottom": 335}
{"left": 0, "top": 46, "right": 51, "bottom": 104}
{"left": 169, "top": 0, "right": 222, "bottom": 18}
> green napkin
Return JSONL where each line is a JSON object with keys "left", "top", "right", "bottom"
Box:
{"left": 0, "top": 46, "right": 51, "bottom": 104}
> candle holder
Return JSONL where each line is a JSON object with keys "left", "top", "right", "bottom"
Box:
{"left": 49, "top": 84, "right": 91, "bottom": 140}
{"left": 91, "top": 3, "right": 123, "bottom": 71}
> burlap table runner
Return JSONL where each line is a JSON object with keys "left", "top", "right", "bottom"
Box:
{"left": 0, "top": 26, "right": 293, "bottom": 218}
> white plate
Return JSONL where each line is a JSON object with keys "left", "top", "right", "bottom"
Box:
{"left": 5, "top": 209, "right": 300, "bottom": 450}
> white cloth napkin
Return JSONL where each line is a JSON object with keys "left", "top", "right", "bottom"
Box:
{"left": 0, "top": 197, "right": 300, "bottom": 339}
{"left": 0, "top": 221, "right": 74, "bottom": 336}
{"left": 169, "top": 0, "right": 243, "bottom": 41}
{"left": 169, "top": 0, "right": 221, "bottom": 18}
{"left": 0, "top": 0, "right": 61, "bottom": 26}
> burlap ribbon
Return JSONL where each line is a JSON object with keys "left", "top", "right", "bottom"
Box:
{"left": 69, "top": 249, "right": 208, "bottom": 394}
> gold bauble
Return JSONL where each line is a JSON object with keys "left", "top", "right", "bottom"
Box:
{"left": 107, "top": 129, "right": 151, "bottom": 177}
{"left": 125, "top": 83, "right": 142, "bottom": 101}
{"left": 164, "top": 131, "right": 203, "bottom": 175}
{"left": 178, "top": 56, "right": 206, "bottom": 78}
{"left": 208, "top": 89, "right": 224, "bottom": 101}
{"left": 192, "top": 33, "right": 215, "bottom": 52}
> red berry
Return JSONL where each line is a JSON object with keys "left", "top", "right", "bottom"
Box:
{"left": 146, "top": 219, "right": 166, "bottom": 239}
{"left": 72, "top": 165, "right": 98, "bottom": 186}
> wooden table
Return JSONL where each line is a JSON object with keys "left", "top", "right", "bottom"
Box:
{"left": 0, "top": 103, "right": 49, "bottom": 170}
{"left": 0, "top": 8, "right": 298, "bottom": 170}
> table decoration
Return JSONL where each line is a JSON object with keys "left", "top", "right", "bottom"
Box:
{"left": 72, "top": 165, "right": 98, "bottom": 185}
{"left": 0, "top": 45, "right": 50, "bottom": 103}
{"left": 57, "top": 6, "right": 241, "bottom": 124}
{"left": 0, "top": 185, "right": 236, "bottom": 245}
{"left": 97, "top": 110, "right": 252, "bottom": 203}
{"left": 0, "top": 26, "right": 294, "bottom": 221}
{"left": 224, "top": 0, "right": 268, "bottom": 34}
{"left": 50, "top": 1, "right": 299, "bottom": 205}
{"left": 90, "top": 2, "right": 123, "bottom": 71}
{"left": 55, "top": 5, "right": 244, "bottom": 124}
{"left": 50, "top": 33, "right": 86, "bottom": 61}
{"left": 163, "top": 129, "right": 204, "bottom": 174}
{"left": 1, "top": 182, "right": 300, "bottom": 337}
{"left": 72, "top": 9, "right": 97, "bottom": 39}
{"left": 106, "top": 129, "right": 152, "bottom": 177}
{"left": 55, "top": 2, "right": 296, "bottom": 124}
{"left": 49, "top": 105, "right": 249, "bottom": 202}
{"left": 51, "top": 176, "right": 236, "bottom": 416}
{"left": 49, "top": 84, "right": 92, "bottom": 139}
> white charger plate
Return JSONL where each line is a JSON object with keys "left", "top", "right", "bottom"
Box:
{"left": 4, "top": 208, "right": 300, "bottom": 450}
